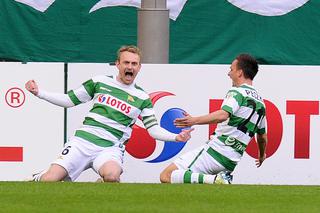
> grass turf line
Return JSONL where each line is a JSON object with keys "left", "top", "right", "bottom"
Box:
{"left": 0, "top": 182, "right": 320, "bottom": 213}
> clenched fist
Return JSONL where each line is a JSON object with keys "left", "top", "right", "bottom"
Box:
{"left": 25, "top": 80, "right": 39, "bottom": 96}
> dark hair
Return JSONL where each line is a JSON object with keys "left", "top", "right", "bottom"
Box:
{"left": 236, "top": 54, "right": 258, "bottom": 80}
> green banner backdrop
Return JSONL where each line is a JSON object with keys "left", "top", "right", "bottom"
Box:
{"left": 0, "top": 0, "right": 319, "bottom": 64}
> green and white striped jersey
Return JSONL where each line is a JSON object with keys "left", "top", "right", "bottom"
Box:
{"left": 67, "top": 75, "right": 157, "bottom": 147}
{"left": 209, "top": 84, "right": 266, "bottom": 171}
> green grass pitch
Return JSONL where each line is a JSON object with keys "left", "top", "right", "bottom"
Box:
{"left": 0, "top": 182, "right": 319, "bottom": 212}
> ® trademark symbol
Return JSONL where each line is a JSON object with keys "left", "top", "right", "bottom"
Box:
{"left": 5, "top": 87, "right": 26, "bottom": 108}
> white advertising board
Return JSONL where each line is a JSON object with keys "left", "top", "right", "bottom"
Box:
{"left": 0, "top": 62, "right": 64, "bottom": 180}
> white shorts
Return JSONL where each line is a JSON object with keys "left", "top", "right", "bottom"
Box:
{"left": 174, "top": 144, "right": 226, "bottom": 175}
{"left": 53, "top": 136, "right": 125, "bottom": 181}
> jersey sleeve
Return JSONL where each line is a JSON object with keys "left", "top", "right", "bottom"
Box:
{"left": 37, "top": 90, "right": 75, "bottom": 108}
{"left": 67, "top": 79, "right": 95, "bottom": 106}
{"left": 221, "top": 89, "right": 243, "bottom": 115}
{"left": 140, "top": 98, "right": 159, "bottom": 129}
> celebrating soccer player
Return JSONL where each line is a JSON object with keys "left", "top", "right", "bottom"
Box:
{"left": 160, "top": 54, "right": 267, "bottom": 184}
{"left": 25, "top": 45, "right": 193, "bottom": 182}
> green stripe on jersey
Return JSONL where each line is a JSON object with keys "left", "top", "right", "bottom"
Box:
{"left": 227, "top": 89, "right": 243, "bottom": 105}
{"left": 228, "top": 116, "right": 261, "bottom": 137}
{"left": 140, "top": 98, "right": 153, "bottom": 110}
{"left": 207, "top": 147, "right": 236, "bottom": 171}
{"left": 239, "top": 84, "right": 254, "bottom": 90}
{"left": 222, "top": 105, "right": 233, "bottom": 114}
{"left": 217, "top": 135, "right": 247, "bottom": 155}
{"left": 68, "top": 90, "right": 81, "bottom": 105}
{"left": 83, "top": 117, "right": 124, "bottom": 140}
{"left": 82, "top": 79, "right": 95, "bottom": 98}
{"left": 75, "top": 130, "right": 114, "bottom": 147}
{"left": 90, "top": 104, "right": 133, "bottom": 127}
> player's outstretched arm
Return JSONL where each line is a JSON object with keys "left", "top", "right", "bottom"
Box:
{"left": 174, "top": 110, "right": 229, "bottom": 128}
{"left": 147, "top": 125, "right": 193, "bottom": 142}
{"left": 25, "top": 79, "right": 75, "bottom": 108}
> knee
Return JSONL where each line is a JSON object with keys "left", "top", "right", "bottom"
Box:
{"left": 41, "top": 172, "right": 61, "bottom": 182}
{"left": 160, "top": 170, "right": 171, "bottom": 183}
{"left": 102, "top": 173, "right": 120, "bottom": 183}
{"left": 98, "top": 161, "right": 122, "bottom": 183}
{"left": 40, "top": 164, "right": 67, "bottom": 182}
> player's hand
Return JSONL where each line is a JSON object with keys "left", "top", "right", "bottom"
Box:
{"left": 25, "top": 80, "right": 39, "bottom": 96}
{"left": 255, "top": 153, "right": 266, "bottom": 168}
{"left": 174, "top": 112, "right": 196, "bottom": 128}
{"left": 175, "top": 128, "right": 194, "bottom": 142}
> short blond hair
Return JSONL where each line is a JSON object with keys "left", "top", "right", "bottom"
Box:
{"left": 117, "top": 45, "right": 142, "bottom": 62}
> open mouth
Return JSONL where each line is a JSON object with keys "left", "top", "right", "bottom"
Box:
{"left": 125, "top": 71, "right": 133, "bottom": 77}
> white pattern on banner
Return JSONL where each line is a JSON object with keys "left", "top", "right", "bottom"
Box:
{"left": 89, "top": 0, "right": 188, "bottom": 21}
{"left": 15, "top": 0, "right": 55, "bottom": 12}
{"left": 227, "top": 0, "right": 310, "bottom": 16}
{"left": 14, "top": 0, "right": 187, "bottom": 21}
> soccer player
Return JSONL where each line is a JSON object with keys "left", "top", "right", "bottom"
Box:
{"left": 160, "top": 54, "right": 267, "bottom": 184}
{"left": 25, "top": 45, "right": 193, "bottom": 182}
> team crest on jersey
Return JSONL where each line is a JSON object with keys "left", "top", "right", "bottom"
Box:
{"left": 225, "top": 136, "right": 236, "bottom": 146}
{"left": 226, "top": 91, "right": 237, "bottom": 99}
{"left": 127, "top": 95, "right": 135, "bottom": 102}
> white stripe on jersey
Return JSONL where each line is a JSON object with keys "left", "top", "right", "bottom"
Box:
{"left": 78, "top": 125, "right": 119, "bottom": 144}
{"left": 143, "top": 116, "right": 155, "bottom": 124}
{"left": 214, "top": 123, "right": 251, "bottom": 145}
{"left": 73, "top": 85, "right": 93, "bottom": 103}
{"left": 140, "top": 107, "right": 156, "bottom": 118}
{"left": 119, "top": 129, "right": 132, "bottom": 144}
{"left": 222, "top": 95, "right": 239, "bottom": 114}
{"left": 87, "top": 112, "right": 127, "bottom": 132}
{"left": 236, "top": 107, "right": 266, "bottom": 129}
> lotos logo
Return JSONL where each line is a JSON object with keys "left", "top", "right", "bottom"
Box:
{"left": 97, "top": 94, "right": 131, "bottom": 114}
{"left": 97, "top": 94, "right": 106, "bottom": 103}
{"left": 126, "top": 91, "right": 188, "bottom": 163}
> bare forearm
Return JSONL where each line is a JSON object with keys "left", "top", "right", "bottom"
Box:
{"left": 255, "top": 134, "right": 267, "bottom": 167}
{"left": 194, "top": 110, "right": 229, "bottom": 125}
{"left": 257, "top": 134, "right": 267, "bottom": 158}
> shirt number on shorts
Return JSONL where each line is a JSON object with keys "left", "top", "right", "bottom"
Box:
{"left": 62, "top": 146, "right": 71, "bottom": 155}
